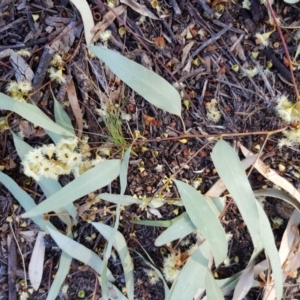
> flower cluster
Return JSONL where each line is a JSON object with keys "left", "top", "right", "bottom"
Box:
{"left": 275, "top": 95, "right": 300, "bottom": 147}
{"left": 276, "top": 95, "right": 300, "bottom": 123}
{"left": 48, "top": 54, "right": 66, "bottom": 84}
{"left": 144, "top": 269, "right": 160, "bottom": 285}
{"left": 278, "top": 128, "right": 300, "bottom": 148}
{"left": 206, "top": 99, "right": 221, "bottom": 123}
{"left": 163, "top": 252, "right": 181, "bottom": 282}
{"left": 6, "top": 80, "right": 32, "bottom": 102}
{"left": 22, "top": 137, "right": 104, "bottom": 181}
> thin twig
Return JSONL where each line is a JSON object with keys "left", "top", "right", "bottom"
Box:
{"left": 9, "top": 222, "right": 27, "bottom": 288}
{"left": 192, "top": 24, "right": 233, "bottom": 58}
{"left": 265, "top": 0, "right": 299, "bottom": 100}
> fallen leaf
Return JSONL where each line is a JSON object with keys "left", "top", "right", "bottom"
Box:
{"left": 29, "top": 231, "right": 45, "bottom": 291}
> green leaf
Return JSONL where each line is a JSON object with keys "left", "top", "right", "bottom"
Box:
{"left": 284, "top": 0, "right": 299, "bottom": 3}
{"left": 212, "top": 140, "right": 261, "bottom": 249}
{"left": 54, "top": 97, "right": 75, "bottom": 136}
{"left": 0, "top": 93, "right": 74, "bottom": 136}
{"left": 101, "top": 148, "right": 132, "bottom": 300}
{"left": 0, "top": 172, "right": 56, "bottom": 233}
{"left": 92, "top": 223, "right": 134, "bottom": 300}
{"left": 155, "top": 212, "right": 196, "bottom": 246}
{"left": 174, "top": 180, "right": 227, "bottom": 266}
{"left": 205, "top": 270, "right": 224, "bottom": 300}
{"left": 47, "top": 226, "right": 115, "bottom": 281}
{"left": 22, "top": 159, "right": 121, "bottom": 218}
{"left": 254, "top": 188, "right": 300, "bottom": 212}
{"left": 256, "top": 202, "right": 283, "bottom": 300}
{"left": 89, "top": 47, "right": 182, "bottom": 117}
{"left": 45, "top": 98, "right": 76, "bottom": 144}
{"left": 99, "top": 193, "right": 140, "bottom": 206}
{"left": 46, "top": 251, "right": 72, "bottom": 300}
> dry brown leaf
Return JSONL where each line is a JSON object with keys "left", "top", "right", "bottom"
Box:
{"left": 67, "top": 80, "right": 83, "bottom": 139}
{"left": 92, "top": 6, "right": 126, "bottom": 41}
{"left": 205, "top": 154, "right": 258, "bottom": 197}
{"left": 120, "top": 0, "right": 158, "bottom": 20}
{"left": 240, "top": 144, "right": 300, "bottom": 203}
{"left": 109, "top": 86, "right": 121, "bottom": 104}
{"left": 143, "top": 114, "right": 157, "bottom": 126}
{"left": 5, "top": 159, "right": 16, "bottom": 170}
{"left": 181, "top": 42, "right": 194, "bottom": 66}
{"left": 10, "top": 52, "right": 34, "bottom": 82}
{"left": 29, "top": 231, "right": 45, "bottom": 291}
{"left": 263, "top": 210, "right": 300, "bottom": 300}
{"left": 230, "top": 35, "right": 246, "bottom": 61}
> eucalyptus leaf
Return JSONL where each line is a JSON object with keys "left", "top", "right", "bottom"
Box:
{"left": 205, "top": 270, "right": 224, "bottom": 300}
{"left": 174, "top": 180, "right": 227, "bottom": 266}
{"left": 212, "top": 140, "right": 261, "bottom": 249}
{"left": 99, "top": 193, "right": 140, "bottom": 206}
{"left": 92, "top": 223, "right": 134, "bottom": 300}
{"left": 254, "top": 188, "right": 300, "bottom": 212}
{"left": 22, "top": 159, "right": 121, "bottom": 218}
{"left": 256, "top": 202, "right": 283, "bottom": 299}
{"left": 47, "top": 226, "right": 114, "bottom": 281}
{"left": 155, "top": 212, "right": 196, "bottom": 246}
{"left": 46, "top": 251, "right": 72, "bottom": 300}
{"left": 0, "top": 93, "right": 74, "bottom": 136}
{"left": 284, "top": 0, "right": 299, "bottom": 3}
{"left": 89, "top": 47, "right": 182, "bottom": 117}
{"left": 54, "top": 98, "right": 75, "bottom": 135}
{"left": 101, "top": 148, "right": 133, "bottom": 300}
{"left": 0, "top": 172, "right": 56, "bottom": 233}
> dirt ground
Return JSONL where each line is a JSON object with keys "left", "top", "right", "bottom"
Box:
{"left": 1, "top": 0, "right": 300, "bottom": 299}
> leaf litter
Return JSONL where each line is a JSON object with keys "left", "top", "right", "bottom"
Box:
{"left": 1, "top": 0, "right": 300, "bottom": 299}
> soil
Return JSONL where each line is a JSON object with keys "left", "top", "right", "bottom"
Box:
{"left": 1, "top": 0, "right": 300, "bottom": 299}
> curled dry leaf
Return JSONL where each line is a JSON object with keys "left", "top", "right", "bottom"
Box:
{"left": 67, "top": 80, "right": 83, "bottom": 139}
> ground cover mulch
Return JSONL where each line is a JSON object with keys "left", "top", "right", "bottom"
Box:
{"left": 1, "top": 0, "right": 300, "bottom": 299}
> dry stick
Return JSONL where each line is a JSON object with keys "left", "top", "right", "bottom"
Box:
{"left": 7, "top": 235, "right": 17, "bottom": 300}
{"left": 265, "top": 0, "right": 299, "bottom": 101}
{"left": 169, "top": 0, "right": 182, "bottom": 15}
{"left": 191, "top": 24, "right": 233, "bottom": 58}
{"left": 132, "top": 127, "right": 286, "bottom": 145}
{"left": 31, "top": 45, "right": 55, "bottom": 103}
{"left": 0, "top": 17, "right": 25, "bottom": 34}
{"left": 9, "top": 222, "right": 27, "bottom": 288}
